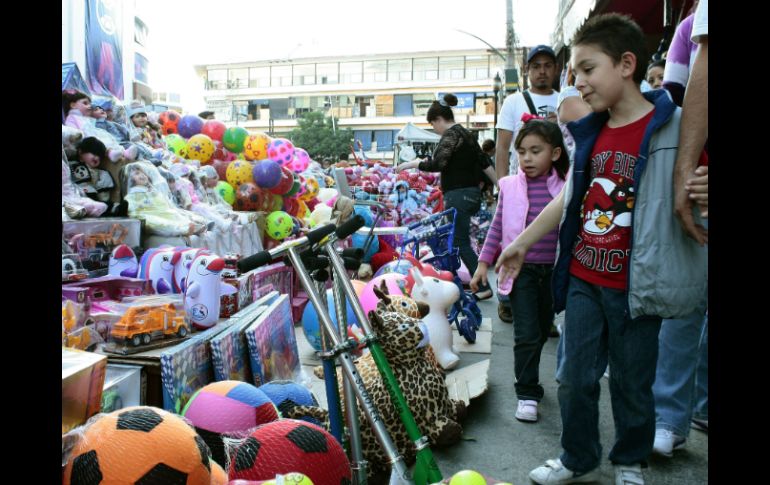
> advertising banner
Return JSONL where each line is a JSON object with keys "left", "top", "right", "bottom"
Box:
{"left": 85, "top": 0, "right": 124, "bottom": 99}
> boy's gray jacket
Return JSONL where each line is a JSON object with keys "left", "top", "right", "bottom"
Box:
{"left": 556, "top": 90, "right": 707, "bottom": 320}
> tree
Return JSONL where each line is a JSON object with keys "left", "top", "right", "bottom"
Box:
{"left": 288, "top": 111, "right": 353, "bottom": 161}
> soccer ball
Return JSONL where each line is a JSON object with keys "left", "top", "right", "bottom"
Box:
{"left": 227, "top": 419, "right": 351, "bottom": 485}
{"left": 257, "top": 380, "right": 321, "bottom": 426}
{"left": 63, "top": 406, "right": 213, "bottom": 485}
{"left": 183, "top": 381, "right": 280, "bottom": 468}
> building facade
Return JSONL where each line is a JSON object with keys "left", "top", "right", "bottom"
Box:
{"left": 196, "top": 48, "right": 522, "bottom": 157}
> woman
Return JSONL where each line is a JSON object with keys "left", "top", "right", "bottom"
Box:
{"left": 396, "top": 93, "right": 497, "bottom": 300}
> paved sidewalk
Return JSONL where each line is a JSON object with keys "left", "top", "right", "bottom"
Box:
{"left": 432, "top": 281, "right": 708, "bottom": 484}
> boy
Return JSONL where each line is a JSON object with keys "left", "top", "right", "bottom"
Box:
{"left": 494, "top": 14, "right": 707, "bottom": 485}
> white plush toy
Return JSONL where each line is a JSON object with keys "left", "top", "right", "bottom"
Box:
{"left": 172, "top": 247, "right": 207, "bottom": 293}
{"left": 108, "top": 244, "right": 139, "bottom": 278}
{"left": 138, "top": 246, "right": 176, "bottom": 294}
{"left": 184, "top": 253, "right": 237, "bottom": 329}
{"left": 409, "top": 267, "right": 461, "bottom": 369}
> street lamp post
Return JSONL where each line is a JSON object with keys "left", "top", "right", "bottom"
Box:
{"left": 493, "top": 73, "right": 502, "bottom": 144}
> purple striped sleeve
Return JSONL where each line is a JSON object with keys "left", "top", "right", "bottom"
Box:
{"left": 479, "top": 187, "right": 505, "bottom": 265}
{"left": 524, "top": 177, "right": 558, "bottom": 264}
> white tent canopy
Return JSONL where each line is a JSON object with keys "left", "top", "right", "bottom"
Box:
{"left": 395, "top": 122, "right": 441, "bottom": 144}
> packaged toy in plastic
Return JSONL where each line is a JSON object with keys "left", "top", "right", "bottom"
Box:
{"left": 104, "top": 295, "right": 190, "bottom": 353}
{"left": 121, "top": 161, "right": 209, "bottom": 237}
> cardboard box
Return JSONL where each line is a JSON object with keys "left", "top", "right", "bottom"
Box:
{"left": 62, "top": 348, "right": 107, "bottom": 433}
{"left": 220, "top": 271, "right": 255, "bottom": 319}
{"left": 101, "top": 364, "right": 143, "bottom": 413}
{"left": 62, "top": 218, "right": 143, "bottom": 275}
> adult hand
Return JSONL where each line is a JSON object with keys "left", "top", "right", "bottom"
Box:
{"left": 470, "top": 262, "right": 489, "bottom": 293}
{"left": 395, "top": 161, "right": 417, "bottom": 173}
{"left": 686, "top": 165, "right": 708, "bottom": 218}
{"left": 674, "top": 167, "right": 708, "bottom": 245}
{"left": 494, "top": 240, "right": 527, "bottom": 284}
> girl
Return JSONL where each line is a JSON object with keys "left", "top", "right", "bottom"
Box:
{"left": 470, "top": 116, "right": 570, "bottom": 423}
{"left": 396, "top": 93, "right": 498, "bottom": 300}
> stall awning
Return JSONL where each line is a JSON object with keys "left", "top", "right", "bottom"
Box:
{"left": 62, "top": 63, "right": 91, "bottom": 96}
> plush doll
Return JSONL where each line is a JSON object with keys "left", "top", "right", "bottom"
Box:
{"left": 122, "top": 162, "right": 208, "bottom": 237}
{"left": 184, "top": 253, "right": 237, "bottom": 329}
{"left": 408, "top": 267, "right": 461, "bottom": 370}
{"left": 62, "top": 153, "right": 107, "bottom": 219}
{"left": 69, "top": 137, "right": 128, "bottom": 217}
{"left": 91, "top": 98, "right": 149, "bottom": 159}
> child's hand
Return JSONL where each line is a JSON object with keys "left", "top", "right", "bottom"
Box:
{"left": 495, "top": 240, "right": 527, "bottom": 283}
{"left": 470, "top": 262, "right": 489, "bottom": 292}
{"left": 686, "top": 165, "right": 708, "bottom": 218}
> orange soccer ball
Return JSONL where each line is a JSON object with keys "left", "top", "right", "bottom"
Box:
{"left": 63, "top": 406, "right": 214, "bottom": 485}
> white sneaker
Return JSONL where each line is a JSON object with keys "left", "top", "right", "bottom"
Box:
{"left": 614, "top": 464, "right": 644, "bottom": 485}
{"left": 652, "top": 428, "right": 686, "bottom": 457}
{"left": 529, "top": 459, "right": 600, "bottom": 484}
{"left": 515, "top": 399, "right": 538, "bottom": 422}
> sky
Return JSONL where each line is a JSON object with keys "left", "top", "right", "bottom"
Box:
{"left": 138, "top": 0, "right": 559, "bottom": 113}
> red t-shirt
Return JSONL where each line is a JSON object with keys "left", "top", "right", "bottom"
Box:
{"left": 569, "top": 110, "right": 655, "bottom": 290}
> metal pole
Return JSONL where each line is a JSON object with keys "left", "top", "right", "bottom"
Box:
{"left": 316, "top": 274, "right": 345, "bottom": 444}
{"left": 285, "top": 246, "right": 413, "bottom": 485}
{"left": 493, "top": 94, "right": 499, "bottom": 144}
{"left": 330, "top": 270, "right": 367, "bottom": 484}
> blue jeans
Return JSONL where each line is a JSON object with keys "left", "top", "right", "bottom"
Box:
{"left": 444, "top": 187, "right": 482, "bottom": 277}
{"left": 653, "top": 310, "right": 708, "bottom": 437}
{"left": 509, "top": 263, "right": 555, "bottom": 401}
{"left": 692, "top": 316, "right": 708, "bottom": 422}
{"left": 557, "top": 276, "right": 661, "bottom": 472}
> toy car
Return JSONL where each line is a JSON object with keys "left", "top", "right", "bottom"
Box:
{"left": 110, "top": 302, "right": 190, "bottom": 347}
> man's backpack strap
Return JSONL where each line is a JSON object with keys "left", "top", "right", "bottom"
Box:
{"left": 522, "top": 90, "right": 538, "bottom": 115}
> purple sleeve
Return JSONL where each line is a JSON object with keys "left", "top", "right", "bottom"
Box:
{"left": 663, "top": 15, "right": 695, "bottom": 87}
{"left": 478, "top": 187, "right": 505, "bottom": 265}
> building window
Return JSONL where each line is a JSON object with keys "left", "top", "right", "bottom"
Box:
{"left": 363, "top": 60, "right": 387, "bottom": 83}
{"left": 394, "top": 94, "right": 413, "bottom": 116}
{"left": 293, "top": 64, "right": 316, "bottom": 86}
{"left": 317, "top": 62, "right": 339, "bottom": 84}
{"left": 374, "top": 130, "right": 394, "bottom": 151}
{"left": 413, "top": 57, "right": 438, "bottom": 81}
{"left": 271, "top": 65, "right": 292, "bottom": 87}
{"left": 375, "top": 95, "right": 394, "bottom": 117}
{"left": 207, "top": 69, "right": 227, "bottom": 90}
{"left": 330, "top": 95, "right": 355, "bottom": 118}
{"left": 353, "top": 96, "right": 374, "bottom": 118}
{"left": 412, "top": 93, "right": 435, "bottom": 117}
{"left": 388, "top": 58, "right": 412, "bottom": 82}
{"left": 248, "top": 99, "right": 270, "bottom": 120}
{"left": 270, "top": 98, "right": 290, "bottom": 120}
{"left": 465, "top": 55, "right": 490, "bottom": 80}
{"left": 228, "top": 68, "right": 249, "bottom": 89}
{"left": 340, "top": 61, "right": 362, "bottom": 83}
{"left": 439, "top": 56, "right": 464, "bottom": 80}
{"left": 249, "top": 67, "right": 270, "bottom": 88}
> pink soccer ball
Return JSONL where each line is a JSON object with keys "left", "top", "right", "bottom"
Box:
{"left": 267, "top": 138, "right": 295, "bottom": 165}
{"left": 359, "top": 273, "right": 408, "bottom": 314}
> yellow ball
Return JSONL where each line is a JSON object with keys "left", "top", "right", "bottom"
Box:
{"left": 185, "top": 134, "right": 215, "bottom": 164}
{"left": 449, "top": 470, "right": 487, "bottom": 485}
{"left": 243, "top": 133, "right": 272, "bottom": 161}
{"left": 226, "top": 160, "right": 254, "bottom": 187}
{"left": 282, "top": 473, "right": 314, "bottom": 485}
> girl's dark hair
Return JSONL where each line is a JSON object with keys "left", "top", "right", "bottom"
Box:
{"left": 62, "top": 89, "right": 90, "bottom": 114}
{"left": 426, "top": 93, "right": 458, "bottom": 123}
{"left": 514, "top": 120, "right": 570, "bottom": 180}
{"left": 647, "top": 59, "right": 666, "bottom": 72}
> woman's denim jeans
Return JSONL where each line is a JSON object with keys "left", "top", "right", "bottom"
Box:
{"left": 557, "top": 276, "right": 661, "bottom": 473}
{"left": 443, "top": 187, "right": 482, "bottom": 276}
{"left": 653, "top": 311, "right": 708, "bottom": 437}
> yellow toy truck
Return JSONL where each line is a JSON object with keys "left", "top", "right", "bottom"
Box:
{"left": 110, "top": 302, "right": 190, "bottom": 347}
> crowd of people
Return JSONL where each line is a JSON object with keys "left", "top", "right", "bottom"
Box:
{"left": 402, "top": 2, "right": 708, "bottom": 484}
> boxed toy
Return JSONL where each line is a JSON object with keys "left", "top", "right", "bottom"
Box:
{"left": 220, "top": 269, "right": 256, "bottom": 319}
{"left": 101, "top": 364, "right": 143, "bottom": 413}
{"left": 210, "top": 303, "right": 268, "bottom": 382}
{"left": 244, "top": 294, "right": 301, "bottom": 386}
{"left": 62, "top": 218, "right": 143, "bottom": 275}
{"left": 62, "top": 348, "right": 107, "bottom": 433}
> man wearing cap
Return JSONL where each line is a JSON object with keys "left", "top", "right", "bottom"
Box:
{"left": 495, "top": 45, "right": 560, "bottom": 180}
